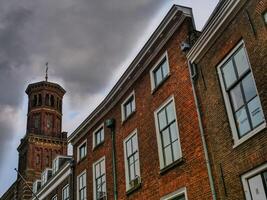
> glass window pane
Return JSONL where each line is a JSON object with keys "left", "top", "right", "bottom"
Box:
{"left": 164, "top": 145, "right": 172, "bottom": 166}
{"left": 101, "top": 161, "right": 105, "bottom": 174}
{"left": 161, "top": 59, "right": 168, "bottom": 78}
{"left": 242, "top": 73, "right": 257, "bottom": 102}
{"left": 155, "top": 68, "right": 162, "bottom": 86}
{"left": 130, "top": 164, "right": 135, "bottom": 181}
{"left": 230, "top": 84, "right": 244, "bottom": 111}
{"left": 129, "top": 156, "right": 134, "bottom": 165}
{"left": 172, "top": 140, "right": 180, "bottom": 161}
{"left": 170, "top": 123, "right": 178, "bottom": 142}
{"left": 162, "top": 129, "right": 171, "bottom": 147}
{"left": 235, "top": 107, "right": 251, "bottom": 137}
{"left": 166, "top": 102, "right": 175, "bottom": 123}
{"left": 222, "top": 60, "right": 237, "bottom": 88}
{"left": 158, "top": 109, "right": 167, "bottom": 130}
{"left": 132, "top": 135, "right": 138, "bottom": 152}
{"left": 248, "top": 96, "right": 265, "bottom": 128}
{"left": 263, "top": 171, "right": 267, "bottom": 187}
{"left": 135, "top": 160, "right": 140, "bottom": 176}
{"left": 172, "top": 195, "right": 185, "bottom": 200}
{"left": 95, "top": 165, "right": 100, "bottom": 178}
{"left": 234, "top": 47, "right": 250, "bottom": 77}
{"left": 126, "top": 140, "right": 132, "bottom": 157}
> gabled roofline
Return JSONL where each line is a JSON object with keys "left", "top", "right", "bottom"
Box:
{"left": 187, "top": 0, "right": 246, "bottom": 62}
{"left": 68, "top": 5, "right": 195, "bottom": 144}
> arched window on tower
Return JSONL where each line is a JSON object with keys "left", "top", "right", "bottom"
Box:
{"left": 59, "top": 100, "right": 62, "bottom": 112}
{"left": 33, "top": 95, "right": 37, "bottom": 107}
{"left": 34, "top": 114, "right": 40, "bottom": 131}
{"left": 38, "top": 94, "right": 42, "bottom": 106}
{"left": 45, "top": 94, "right": 49, "bottom": 106}
{"left": 51, "top": 95, "right": 54, "bottom": 107}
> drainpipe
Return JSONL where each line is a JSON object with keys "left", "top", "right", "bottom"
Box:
{"left": 70, "top": 158, "right": 75, "bottom": 200}
{"left": 188, "top": 61, "right": 217, "bottom": 200}
{"left": 105, "top": 118, "right": 118, "bottom": 200}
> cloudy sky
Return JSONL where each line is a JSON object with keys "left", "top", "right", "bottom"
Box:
{"left": 0, "top": 0, "right": 218, "bottom": 195}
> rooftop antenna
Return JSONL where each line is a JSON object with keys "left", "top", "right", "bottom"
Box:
{"left": 45, "top": 62, "right": 48, "bottom": 81}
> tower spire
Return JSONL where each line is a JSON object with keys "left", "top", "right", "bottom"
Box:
{"left": 45, "top": 62, "right": 48, "bottom": 82}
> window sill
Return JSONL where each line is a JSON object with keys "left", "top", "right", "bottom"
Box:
{"left": 93, "top": 141, "right": 104, "bottom": 151}
{"left": 122, "top": 111, "right": 136, "bottom": 125}
{"left": 77, "top": 156, "right": 87, "bottom": 164}
{"left": 233, "top": 122, "right": 266, "bottom": 148}
{"left": 126, "top": 182, "right": 141, "bottom": 196}
{"left": 159, "top": 157, "right": 184, "bottom": 175}
{"left": 151, "top": 74, "right": 170, "bottom": 95}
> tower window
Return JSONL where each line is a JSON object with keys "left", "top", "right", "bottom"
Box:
{"left": 47, "top": 114, "right": 53, "bottom": 129}
{"left": 38, "top": 94, "right": 42, "bottom": 106}
{"left": 45, "top": 94, "right": 50, "bottom": 106}
{"left": 51, "top": 95, "right": 55, "bottom": 107}
{"left": 34, "top": 114, "right": 40, "bottom": 129}
{"left": 33, "top": 95, "right": 38, "bottom": 107}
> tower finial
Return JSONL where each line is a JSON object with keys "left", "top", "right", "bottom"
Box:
{"left": 45, "top": 62, "right": 48, "bottom": 81}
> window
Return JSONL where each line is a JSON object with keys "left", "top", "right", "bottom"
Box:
{"left": 241, "top": 163, "right": 267, "bottom": 200}
{"left": 121, "top": 91, "right": 136, "bottom": 122}
{"left": 154, "top": 96, "right": 182, "bottom": 169}
{"left": 93, "top": 124, "right": 104, "bottom": 148}
{"left": 150, "top": 52, "right": 170, "bottom": 91}
{"left": 51, "top": 195, "right": 57, "bottom": 200}
{"left": 77, "top": 140, "right": 87, "bottom": 161}
{"left": 52, "top": 158, "right": 59, "bottom": 175}
{"left": 123, "top": 130, "right": 141, "bottom": 191}
{"left": 34, "top": 114, "right": 40, "bottom": 129}
{"left": 263, "top": 11, "right": 267, "bottom": 25}
{"left": 161, "top": 187, "right": 187, "bottom": 200}
{"left": 93, "top": 157, "right": 106, "bottom": 200}
{"left": 218, "top": 42, "right": 265, "bottom": 146}
{"left": 62, "top": 185, "right": 70, "bottom": 200}
{"left": 47, "top": 114, "right": 53, "bottom": 129}
{"left": 77, "top": 171, "right": 87, "bottom": 200}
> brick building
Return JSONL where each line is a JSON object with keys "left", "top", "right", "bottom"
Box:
{"left": 1, "top": 80, "right": 68, "bottom": 200}
{"left": 68, "top": 5, "right": 214, "bottom": 200}
{"left": 187, "top": 0, "right": 267, "bottom": 199}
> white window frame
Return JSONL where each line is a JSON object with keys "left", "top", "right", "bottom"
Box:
{"left": 77, "top": 170, "right": 87, "bottom": 200}
{"left": 217, "top": 40, "right": 266, "bottom": 148}
{"left": 150, "top": 51, "right": 170, "bottom": 91}
{"left": 160, "top": 187, "right": 188, "bottom": 200}
{"left": 62, "top": 184, "right": 70, "bottom": 200}
{"left": 92, "top": 156, "right": 107, "bottom": 200}
{"left": 77, "top": 139, "right": 87, "bottom": 162}
{"left": 51, "top": 194, "right": 57, "bottom": 200}
{"left": 92, "top": 123, "right": 105, "bottom": 149}
{"left": 241, "top": 162, "right": 267, "bottom": 200}
{"left": 123, "top": 129, "right": 141, "bottom": 191}
{"left": 121, "top": 91, "right": 136, "bottom": 122}
{"left": 154, "top": 95, "right": 182, "bottom": 170}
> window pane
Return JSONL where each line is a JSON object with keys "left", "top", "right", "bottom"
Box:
{"left": 242, "top": 73, "right": 257, "bottom": 102}
{"left": 158, "top": 109, "right": 167, "bottom": 130}
{"left": 235, "top": 107, "right": 251, "bottom": 137}
{"left": 161, "top": 59, "right": 168, "bottom": 77}
{"left": 166, "top": 102, "right": 175, "bottom": 123}
{"left": 95, "top": 165, "right": 100, "bottom": 178}
{"left": 170, "top": 123, "right": 178, "bottom": 142}
{"left": 135, "top": 159, "right": 140, "bottom": 176}
{"left": 263, "top": 171, "right": 267, "bottom": 187}
{"left": 172, "top": 195, "right": 185, "bottom": 200}
{"left": 130, "top": 164, "right": 135, "bottom": 181}
{"left": 222, "top": 60, "right": 237, "bottom": 88}
{"left": 132, "top": 135, "right": 138, "bottom": 152}
{"left": 230, "top": 84, "right": 244, "bottom": 111}
{"left": 234, "top": 47, "right": 250, "bottom": 77}
{"left": 155, "top": 68, "right": 162, "bottom": 86}
{"left": 162, "top": 129, "right": 171, "bottom": 147}
{"left": 126, "top": 140, "right": 132, "bottom": 157}
{"left": 172, "top": 140, "right": 180, "bottom": 161}
{"left": 164, "top": 145, "right": 172, "bottom": 166}
{"left": 101, "top": 161, "right": 105, "bottom": 174}
{"left": 248, "top": 96, "right": 265, "bottom": 128}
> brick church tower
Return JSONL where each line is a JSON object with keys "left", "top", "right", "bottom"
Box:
{"left": 16, "top": 80, "right": 68, "bottom": 199}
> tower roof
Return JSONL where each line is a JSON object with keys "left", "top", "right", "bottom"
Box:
{"left": 25, "top": 81, "right": 66, "bottom": 95}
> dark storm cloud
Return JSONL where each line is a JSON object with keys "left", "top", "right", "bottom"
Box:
{"left": 0, "top": 0, "right": 163, "bottom": 172}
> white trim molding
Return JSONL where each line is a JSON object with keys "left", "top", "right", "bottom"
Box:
{"left": 241, "top": 162, "right": 267, "bottom": 200}
{"left": 160, "top": 187, "right": 188, "bottom": 200}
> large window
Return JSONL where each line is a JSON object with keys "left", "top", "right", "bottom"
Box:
{"left": 51, "top": 195, "right": 57, "bottom": 200}
{"left": 77, "top": 171, "right": 87, "bottom": 200}
{"left": 77, "top": 140, "right": 87, "bottom": 161}
{"left": 62, "top": 184, "right": 70, "bottom": 200}
{"left": 218, "top": 42, "right": 265, "bottom": 146}
{"left": 150, "top": 52, "right": 170, "bottom": 91}
{"left": 123, "top": 130, "right": 141, "bottom": 191}
{"left": 241, "top": 163, "right": 267, "bottom": 200}
{"left": 154, "top": 96, "right": 182, "bottom": 170}
{"left": 93, "top": 157, "right": 106, "bottom": 200}
{"left": 93, "top": 124, "right": 104, "bottom": 148}
{"left": 121, "top": 91, "right": 136, "bottom": 122}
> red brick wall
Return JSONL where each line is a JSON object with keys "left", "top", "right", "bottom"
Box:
{"left": 73, "top": 17, "right": 212, "bottom": 200}
{"left": 194, "top": 0, "right": 267, "bottom": 199}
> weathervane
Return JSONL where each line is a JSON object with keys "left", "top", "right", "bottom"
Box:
{"left": 45, "top": 62, "right": 48, "bottom": 81}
